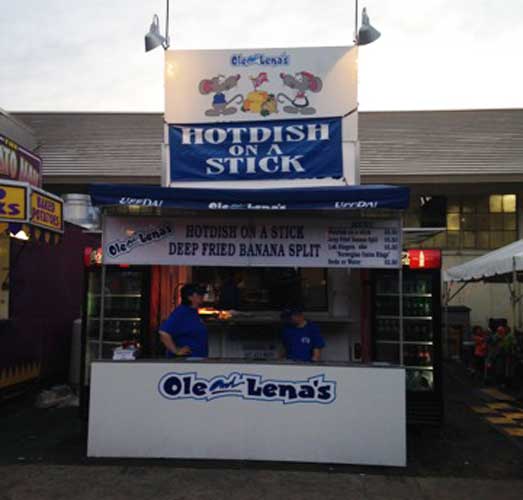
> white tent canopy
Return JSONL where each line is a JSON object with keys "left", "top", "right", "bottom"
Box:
{"left": 444, "top": 239, "right": 523, "bottom": 283}
{"left": 443, "top": 240, "right": 523, "bottom": 332}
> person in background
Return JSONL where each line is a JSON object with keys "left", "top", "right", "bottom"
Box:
{"left": 501, "top": 327, "right": 517, "bottom": 387}
{"left": 218, "top": 271, "right": 241, "bottom": 310}
{"left": 514, "top": 330, "right": 523, "bottom": 400}
{"left": 472, "top": 325, "right": 488, "bottom": 380}
{"left": 487, "top": 325, "right": 508, "bottom": 386}
{"left": 485, "top": 327, "right": 498, "bottom": 383}
{"left": 280, "top": 307, "right": 325, "bottom": 362}
{"left": 159, "top": 284, "right": 208, "bottom": 358}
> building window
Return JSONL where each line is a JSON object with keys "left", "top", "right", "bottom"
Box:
{"left": 406, "top": 194, "right": 518, "bottom": 250}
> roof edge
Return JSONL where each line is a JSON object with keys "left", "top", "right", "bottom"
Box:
{"left": 10, "top": 107, "right": 523, "bottom": 115}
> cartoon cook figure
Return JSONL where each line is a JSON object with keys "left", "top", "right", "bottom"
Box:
{"left": 277, "top": 71, "right": 323, "bottom": 115}
{"left": 198, "top": 74, "right": 244, "bottom": 116}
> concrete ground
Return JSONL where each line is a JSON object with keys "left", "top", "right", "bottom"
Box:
{"left": 1, "top": 465, "right": 523, "bottom": 500}
{"left": 1, "top": 363, "right": 523, "bottom": 499}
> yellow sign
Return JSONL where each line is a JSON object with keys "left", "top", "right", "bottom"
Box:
{"left": 30, "top": 189, "right": 64, "bottom": 233}
{"left": 0, "top": 182, "right": 28, "bottom": 222}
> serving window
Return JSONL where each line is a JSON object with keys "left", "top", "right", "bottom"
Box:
{"left": 192, "top": 267, "right": 328, "bottom": 311}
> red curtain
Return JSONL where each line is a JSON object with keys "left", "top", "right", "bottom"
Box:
{"left": 148, "top": 266, "right": 192, "bottom": 356}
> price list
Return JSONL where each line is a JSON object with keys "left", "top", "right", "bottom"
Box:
{"left": 326, "top": 219, "right": 401, "bottom": 269}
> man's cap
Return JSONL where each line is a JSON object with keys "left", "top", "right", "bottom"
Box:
{"left": 280, "top": 306, "right": 304, "bottom": 320}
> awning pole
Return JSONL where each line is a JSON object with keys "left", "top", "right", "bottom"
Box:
{"left": 98, "top": 264, "right": 107, "bottom": 359}
{"left": 518, "top": 268, "right": 522, "bottom": 331}
{"left": 98, "top": 210, "right": 107, "bottom": 359}
{"left": 399, "top": 265, "right": 404, "bottom": 366}
{"left": 444, "top": 282, "right": 449, "bottom": 360}
{"left": 512, "top": 256, "right": 517, "bottom": 333}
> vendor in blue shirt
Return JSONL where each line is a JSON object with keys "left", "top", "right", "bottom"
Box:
{"left": 281, "top": 307, "right": 325, "bottom": 362}
{"left": 159, "top": 284, "right": 209, "bottom": 358}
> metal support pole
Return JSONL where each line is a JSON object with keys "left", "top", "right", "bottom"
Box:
{"left": 165, "top": 0, "right": 170, "bottom": 47}
{"left": 354, "top": 0, "right": 359, "bottom": 42}
{"left": 518, "top": 267, "right": 522, "bottom": 331}
{"left": 512, "top": 256, "right": 517, "bottom": 332}
{"left": 399, "top": 266, "right": 404, "bottom": 366}
{"left": 447, "top": 282, "right": 468, "bottom": 303}
{"left": 97, "top": 210, "right": 107, "bottom": 360}
{"left": 444, "top": 283, "right": 449, "bottom": 360}
{"left": 98, "top": 264, "right": 107, "bottom": 359}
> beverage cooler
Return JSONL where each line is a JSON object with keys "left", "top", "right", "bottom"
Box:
{"left": 371, "top": 250, "right": 443, "bottom": 425}
{"left": 80, "top": 248, "right": 151, "bottom": 415}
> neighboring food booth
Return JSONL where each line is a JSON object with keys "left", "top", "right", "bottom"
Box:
{"left": 0, "top": 132, "right": 67, "bottom": 392}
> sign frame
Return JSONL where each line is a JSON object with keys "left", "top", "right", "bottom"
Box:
{"left": 168, "top": 117, "right": 344, "bottom": 183}
{"left": 0, "top": 134, "right": 42, "bottom": 187}
{"left": 0, "top": 179, "right": 30, "bottom": 224}
{"left": 88, "top": 360, "right": 407, "bottom": 466}
{"left": 101, "top": 215, "right": 402, "bottom": 269}
{"left": 163, "top": 45, "right": 360, "bottom": 188}
{"left": 164, "top": 45, "right": 358, "bottom": 126}
{"left": 29, "top": 186, "right": 64, "bottom": 234}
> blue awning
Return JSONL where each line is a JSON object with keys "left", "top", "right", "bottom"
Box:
{"left": 89, "top": 184, "right": 409, "bottom": 211}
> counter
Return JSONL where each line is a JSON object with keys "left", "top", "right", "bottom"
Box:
{"left": 88, "top": 359, "right": 406, "bottom": 466}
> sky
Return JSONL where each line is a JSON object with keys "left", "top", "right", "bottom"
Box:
{"left": 1, "top": 0, "right": 522, "bottom": 112}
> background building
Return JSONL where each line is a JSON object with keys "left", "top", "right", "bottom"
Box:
{"left": 14, "top": 109, "right": 523, "bottom": 327}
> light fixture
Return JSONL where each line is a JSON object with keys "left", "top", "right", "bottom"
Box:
{"left": 10, "top": 229, "right": 30, "bottom": 241}
{"left": 145, "top": 15, "right": 167, "bottom": 52}
{"left": 144, "top": 1, "right": 170, "bottom": 52}
{"left": 357, "top": 7, "right": 381, "bottom": 46}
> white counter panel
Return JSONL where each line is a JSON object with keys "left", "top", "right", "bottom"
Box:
{"left": 88, "top": 361, "right": 406, "bottom": 466}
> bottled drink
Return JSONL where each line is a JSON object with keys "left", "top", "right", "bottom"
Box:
{"left": 424, "top": 299, "right": 431, "bottom": 316}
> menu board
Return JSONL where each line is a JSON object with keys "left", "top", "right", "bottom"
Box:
{"left": 103, "top": 216, "right": 401, "bottom": 269}
{"left": 326, "top": 222, "right": 400, "bottom": 268}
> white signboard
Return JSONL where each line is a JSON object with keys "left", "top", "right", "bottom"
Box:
{"left": 103, "top": 216, "right": 401, "bottom": 268}
{"left": 88, "top": 361, "right": 406, "bottom": 466}
{"left": 165, "top": 46, "right": 358, "bottom": 127}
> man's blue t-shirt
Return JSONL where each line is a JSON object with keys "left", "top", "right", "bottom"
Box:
{"left": 160, "top": 304, "right": 208, "bottom": 358}
{"left": 282, "top": 321, "right": 325, "bottom": 362}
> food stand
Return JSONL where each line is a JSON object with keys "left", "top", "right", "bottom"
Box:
{"left": 85, "top": 44, "right": 412, "bottom": 466}
{"left": 85, "top": 184, "right": 409, "bottom": 466}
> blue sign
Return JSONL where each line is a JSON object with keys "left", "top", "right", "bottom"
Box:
{"left": 169, "top": 117, "right": 343, "bottom": 182}
{"left": 90, "top": 184, "right": 410, "bottom": 211}
{"left": 158, "top": 371, "right": 336, "bottom": 405}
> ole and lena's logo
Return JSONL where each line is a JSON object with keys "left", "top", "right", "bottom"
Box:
{"left": 107, "top": 224, "right": 173, "bottom": 258}
{"left": 158, "top": 371, "right": 336, "bottom": 405}
{"left": 208, "top": 201, "right": 287, "bottom": 211}
{"left": 230, "top": 52, "right": 290, "bottom": 68}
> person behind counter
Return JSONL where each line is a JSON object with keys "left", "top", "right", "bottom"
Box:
{"left": 281, "top": 307, "right": 325, "bottom": 362}
{"left": 159, "top": 284, "right": 208, "bottom": 358}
